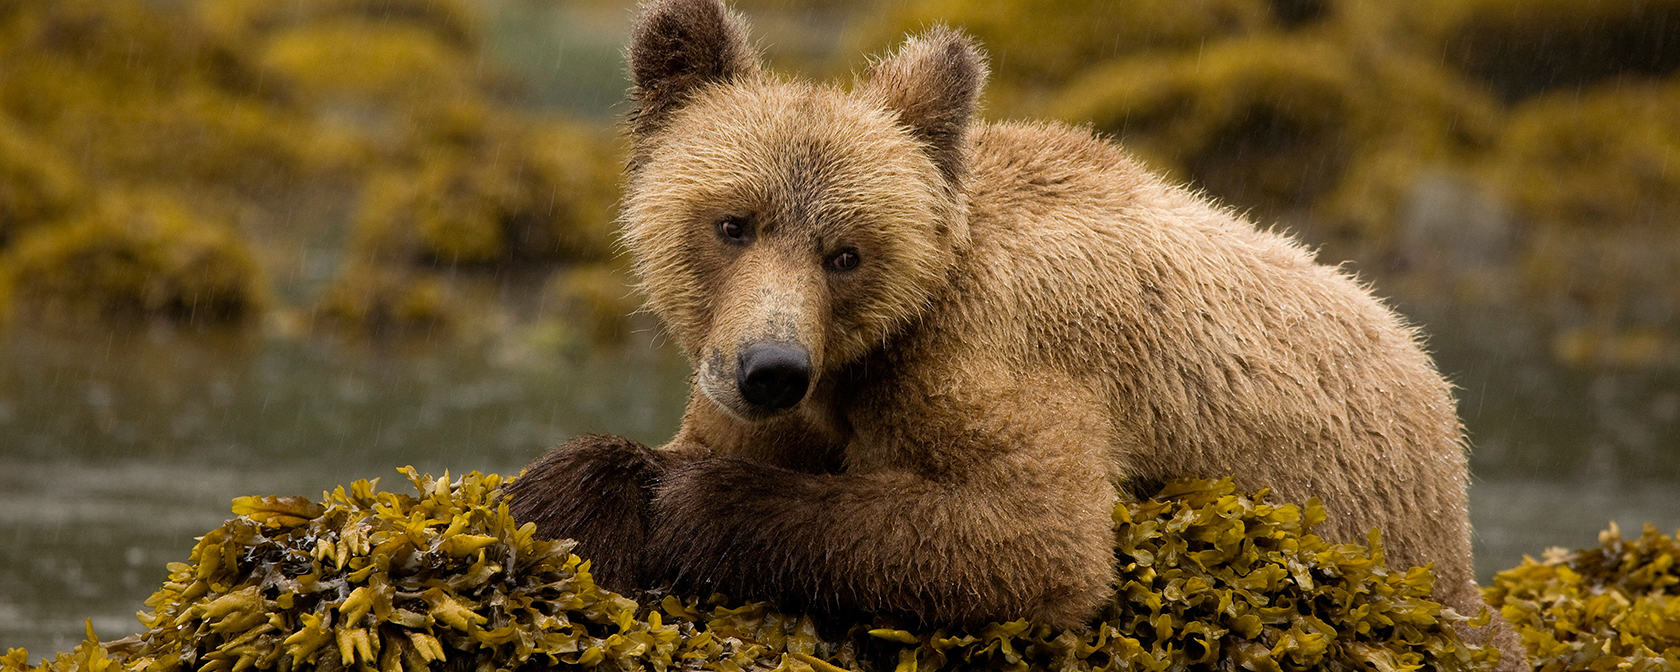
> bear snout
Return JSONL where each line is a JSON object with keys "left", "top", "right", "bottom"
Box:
{"left": 736, "top": 342, "right": 811, "bottom": 412}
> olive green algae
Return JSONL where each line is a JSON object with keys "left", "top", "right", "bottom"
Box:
{"left": 4, "top": 470, "right": 1548, "bottom": 672}
{"left": 1485, "top": 523, "right": 1680, "bottom": 671}
{"left": 6, "top": 471, "right": 1676, "bottom": 671}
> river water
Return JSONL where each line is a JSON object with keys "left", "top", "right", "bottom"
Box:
{"left": 2, "top": 319, "right": 1677, "bottom": 656}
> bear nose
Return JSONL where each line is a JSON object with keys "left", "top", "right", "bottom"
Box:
{"left": 736, "top": 343, "right": 811, "bottom": 412}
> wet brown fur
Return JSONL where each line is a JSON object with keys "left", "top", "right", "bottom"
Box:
{"left": 505, "top": 435, "right": 673, "bottom": 593}
{"left": 508, "top": 1, "right": 1526, "bottom": 668}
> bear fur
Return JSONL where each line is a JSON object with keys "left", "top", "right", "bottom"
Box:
{"left": 506, "top": 0, "right": 1527, "bottom": 668}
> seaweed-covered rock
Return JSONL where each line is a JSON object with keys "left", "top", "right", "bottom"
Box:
{"left": 5, "top": 470, "right": 669, "bottom": 672}
{"left": 0, "top": 193, "right": 264, "bottom": 325}
{"left": 847, "top": 0, "right": 1279, "bottom": 113}
{"left": 0, "top": 0, "right": 344, "bottom": 193}
{"left": 1485, "top": 84, "right": 1680, "bottom": 344}
{"left": 1053, "top": 35, "right": 1497, "bottom": 232}
{"left": 1404, "top": 0, "right": 1680, "bottom": 101}
{"left": 351, "top": 122, "right": 619, "bottom": 269}
{"left": 0, "top": 119, "right": 84, "bottom": 248}
{"left": 0, "top": 474, "right": 1499, "bottom": 672}
{"left": 197, "top": 0, "right": 480, "bottom": 53}
{"left": 0, "top": 0, "right": 256, "bottom": 105}
{"left": 194, "top": 0, "right": 498, "bottom": 153}
{"left": 0, "top": 0, "right": 621, "bottom": 336}
{"left": 310, "top": 264, "right": 459, "bottom": 341}
{"left": 1485, "top": 522, "right": 1680, "bottom": 670}
{"left": 540, "top": 265, "right": 644, "bottom": 348}
{"left": 1491, "top": 84, "right": 1680, "bottom": 232}
{"left": 256, "top": 23, "right": 482, "bottom": 108}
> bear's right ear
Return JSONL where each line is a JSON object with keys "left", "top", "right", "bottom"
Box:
{"left": 628, "top": 0, "right": 760, "bottom": 143}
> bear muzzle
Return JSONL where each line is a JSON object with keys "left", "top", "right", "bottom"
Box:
{"left": 735, "top": 342, "right": 811, "bottom": 412}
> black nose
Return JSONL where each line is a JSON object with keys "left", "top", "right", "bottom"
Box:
{"left": 736, "top": 343, "right": 811, "bottom": 411}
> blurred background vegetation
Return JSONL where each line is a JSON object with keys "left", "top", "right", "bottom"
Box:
{"left": 0, "top": 0, "right": 1676, "bottom": 361}
{"left": 0, "top": 0, "right": 630, "bottom": 345}
{"left": 0, "top": 0, "right": 1678, "bottom": 656}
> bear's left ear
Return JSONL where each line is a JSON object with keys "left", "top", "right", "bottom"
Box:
{"left": 862, "top": 26, "right": 988, "bottom": 185}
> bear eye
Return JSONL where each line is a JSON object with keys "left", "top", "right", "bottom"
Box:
{"left": 716, "top": 215, "right": 751, "bottom": 244}
{"left": 826, "top": 248, "right": 860, "bottom": 272}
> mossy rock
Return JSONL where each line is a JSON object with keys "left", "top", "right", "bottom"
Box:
{"left": 0, "top": 118, "right": 85, "bottom": 248}
{"left": 1489, "top": 84, "right": 1680, "bottom": 232}
{"left": 0, "top": 192, "right": 264, "bottom": 325}
{"left": 847, "top": 0, "right": 1278, "bottom": 113}
{"left": 351, "top": 121, "right": 619, "bottom": 269}
{"left": 256, "top": 23, "right": 482, "bottom": 108}
{"left": 310, "top": 264, "right": 459, "bottom": 341}
{"left": 1401, "top": 0, "right": 1680, "bottom": 101}
{"left": 1053, "top": 35, "right": 1497, "bottom": 232}
{"left": 0, "top": 472, "right": 1504, "bottom": 672}
{"left": 541, "top": 265, "right": 644, "bottom": 348}
{"left": 198, "top": 0, "right": 480, "bottom": 52}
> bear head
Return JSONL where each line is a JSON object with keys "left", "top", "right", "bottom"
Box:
{"left": 621, "top": 0, "right": 986, "bottom": 421}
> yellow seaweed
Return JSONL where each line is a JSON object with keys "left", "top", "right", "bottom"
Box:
{"left": 0, "top": 192, "right": 265, "bottom": 325}
{"left": 9, "top": 471, "right": 1676, "bottom": 672}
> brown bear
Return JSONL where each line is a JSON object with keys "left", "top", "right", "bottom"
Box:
{"left": 506, "top": 0, "right": 1527, "bottom": 668}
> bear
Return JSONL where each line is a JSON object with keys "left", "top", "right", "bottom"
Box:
{"left": 506, "top": 0, "right": 1527, "bottom": 668}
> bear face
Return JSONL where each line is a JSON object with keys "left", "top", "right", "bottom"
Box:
{"left": 621, "top": 12, "right": 980, "bottom": 420}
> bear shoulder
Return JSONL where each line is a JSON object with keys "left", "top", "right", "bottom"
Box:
{"left": 964, "top": 121, "right": 1319, "bottom": 272}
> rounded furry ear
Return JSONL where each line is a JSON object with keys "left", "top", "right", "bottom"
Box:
{"left": 862, "top": 26, "right": 988, "bottom": 184}
{"left": 628, "top": 0, "right": 761, "bottom": 141}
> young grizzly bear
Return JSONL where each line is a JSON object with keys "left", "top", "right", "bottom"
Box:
{"left": 507, "top": 0, "right": 1527, "bottom": 668}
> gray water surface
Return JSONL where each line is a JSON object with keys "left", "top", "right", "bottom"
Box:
{"left": 0, "top": 326, "right": 690, "bottom": 656}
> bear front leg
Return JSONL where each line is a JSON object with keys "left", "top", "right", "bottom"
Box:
{"left": 505, "top": 434, "right": 685, "bottom": 593}
{"left": 643, "top": 453, "right": 1117, "bottom": 628}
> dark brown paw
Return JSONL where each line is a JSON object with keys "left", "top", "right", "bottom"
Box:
{"left": 645, "top": 457, "right": 825, "bottom": 605}
{"left": 505, "top": 434, "right": 667, "bottom": 594}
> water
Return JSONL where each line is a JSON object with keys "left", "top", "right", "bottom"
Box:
{"left": 0, "top": 325, "right": 690, "bottom": 656}
{"left": 1, "top": 318, "right": 1677, "bottom": 657}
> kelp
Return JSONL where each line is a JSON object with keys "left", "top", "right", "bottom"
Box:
{"left": 0, "top": 0, "right": 621, "bottom": 337}
{"left": 1, "top": 192, "right": 264, "bottom": 325}
{"left": 4, "top": 470, "right": 671, "bottom": 672}
{"left": 197, "top": 0, "right": 480, "bottom": 53}
{"left": 0, "top": 474, "right": 1502, "bottom": 672}
{"left": 1400, "top": 0, "right": 1680, "bottom": 101}
{"left": 1491, "top": 84, "right": 1680, "bottom": 232}
{"left": 540, "top": 265, "right": 645, "bottom": 348}
{"left": 310, "top": 265, "right": 459, "bottom": 341}
{"left": 1485, "top": 523, "right": 1680, "bottom": 670}
{"left": 847, "top": 0, "right": 1277, "bottom": 113}
{"left": 0, "top": 119, "right": 83, "bottom": 248}
{"left": 350, "top": 121, "right": 619, "bottom": 269}
{"left": 1052, "top": 35, "right": 1498, "bottom": 233}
